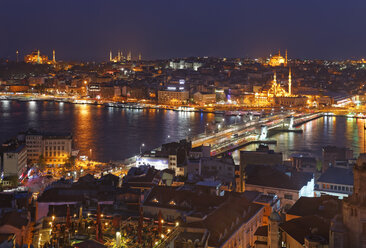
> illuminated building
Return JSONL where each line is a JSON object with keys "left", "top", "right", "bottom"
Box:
{"left": 268, "top": 49, "right": 288, "bottom": 67}
{"left": 254, "top": 69, "right": 307, "bottom": 107}
{"left": 193, "top": 92, "right": 216, "bottom": 105}
{"left": 25, "top": 130, "right": 72, "bottom": 165}
{"left": 127, "top": 51, "right": 132, "bottom": 61}
{"left": 169, "top": 59, "right": 202, "bottom": 71}
{"left": 109, "top": 50, "right": 124, "bottom": 62}
{"left": 158, "top": 90, "right": 189, "bottom": 104}
{"left": 158, "top": 79, "right": 189, "bottom": 104}
{"left": 24, "top": 50, "right": 55, "bottom": 64}
{"left": 43, "top": 134, "right": 72, "bottom": 165}
{"left": 87, "top": 83, "right": 115, "bottom": 99}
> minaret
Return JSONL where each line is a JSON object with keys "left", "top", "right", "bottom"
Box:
{"left": 127, "top": 51, "right": 131, "bottom": 61}
{"left": 278, "top": 49, "right": 281, "bottom": 56}
{"left": 273, "top": 72, "right": 277, "bottom": 97}
{"left": 117, "top": 51, "right": 121, "bottom": 62}
{"left": 109, "top": 50, "right": 112, "bottom": 62}
{"left": 16, "top": 50, "right": 19, "bottom": 63}
{"left": 285, "top": 49, "right": 288, "bottom": 66}
{"left": 53, "top": 50, "right": 56, "bottom": 63}
{"left": 288, "top": 68, "right": 292, "bottom": 96}
{"left": 37, "top": 50, "right": 40, "bottom": 64}
{"left": 138, "top": 53, "right": 142, "bottom": 61}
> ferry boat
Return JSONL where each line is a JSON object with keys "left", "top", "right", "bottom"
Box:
{"left": 174, "top": 106, "right": 196, "bottom": 112}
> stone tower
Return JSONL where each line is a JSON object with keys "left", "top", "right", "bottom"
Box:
{"left": 329, "top": 215, "right": 347, "bottom": 248}
{"left": 342, "top": 153, "right": 366, "bottom": 247}
{"left": 268, "top": 211, "right": 281, "bottom": 248}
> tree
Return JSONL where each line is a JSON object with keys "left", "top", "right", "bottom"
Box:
{"left": 65, "top": 156, "right": 76, "bottom": 170}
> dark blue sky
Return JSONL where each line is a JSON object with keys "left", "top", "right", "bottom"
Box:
{"left": 1, "top": 0, "right": 366, "bottom": 61}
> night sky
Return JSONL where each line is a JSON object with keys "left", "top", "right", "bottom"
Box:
{"left": 1, "top": 0, "right": 366, "bottom": 61}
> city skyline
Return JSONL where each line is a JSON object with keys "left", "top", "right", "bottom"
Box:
{"left": 2, "top": 0, "right": 366, "bottom": 61}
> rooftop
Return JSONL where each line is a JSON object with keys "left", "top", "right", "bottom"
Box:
{"left": 286, "top": 195, "right": 341, "bottom": 220}
{"left": 245, "top": 164, "right": 313, "bottom": 191}
{"left": 188, "top": 196, "right": 263, "bottom": 247}
{"left": 280, "top": 215, "right": 329, "bottom": 246}
{"left": 317, "top": 167, "right": 353, "bottom": 186}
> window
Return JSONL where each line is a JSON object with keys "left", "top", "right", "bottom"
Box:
{"left": 284, "top": 194, "right": 293, "bottom": 200}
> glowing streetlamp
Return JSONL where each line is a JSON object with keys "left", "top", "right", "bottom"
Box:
{"left": 140, "top": 143, "right": 145, "bottom": 154}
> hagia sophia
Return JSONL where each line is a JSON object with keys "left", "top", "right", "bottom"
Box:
{"left": 268, "top": 49, "right": 288, "bottom": 67}
{"left": 24, "top": 50, "right": 56, "bottom": 64}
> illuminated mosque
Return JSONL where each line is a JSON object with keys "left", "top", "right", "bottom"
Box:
{"left": 24, "top": 50, "right": 56, "bottom": 64}
{"left": 254, "top": 68, "right": 307, "bottom": 107}
{"left": 268, "top": 49, "right": 287, "bottom": 67}
{"left": 109, "top": 50, "right": 140, "bottom": 62}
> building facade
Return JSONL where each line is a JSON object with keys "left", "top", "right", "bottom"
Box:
{"left": 2, "top": 144, "right": 27, "bottom": 177}
{"left": 43, "top": 135, "right": 72, "bottom": 165}
{"left": 158, "top": 90, "right": 189, "bottom": 104}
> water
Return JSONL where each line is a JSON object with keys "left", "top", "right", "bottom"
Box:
{"left": 233, "top": 115, "right": 366, "bottom": 161}
{"left": 0, "top": 100, "right": 364, "bottom": 162}
{"left": 0, "top": 100, "right": 217, "bottom": 161}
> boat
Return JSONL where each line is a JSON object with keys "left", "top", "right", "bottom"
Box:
{"left": 174, "top": 106, "right": 196, "bottom": 112}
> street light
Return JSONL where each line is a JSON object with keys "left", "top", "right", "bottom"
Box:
{"left": 140, "top": 143, "right": 145, "bottom": 154}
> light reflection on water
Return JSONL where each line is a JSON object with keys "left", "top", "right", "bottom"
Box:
{"left": 0, "top": 101, "right": 215, "bottom": 161}
{"left": 232, "top": 115, "right": 365, "bottom": 163}
{"left": 1, "top": 100, "right": 364, "bottom": 162}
